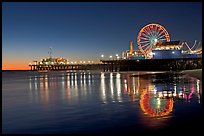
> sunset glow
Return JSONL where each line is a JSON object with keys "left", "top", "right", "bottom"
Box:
{"left": 2, "top": 2, "right": 201, "bottom": 70}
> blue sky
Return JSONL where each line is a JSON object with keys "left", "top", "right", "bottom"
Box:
{"left": 2, "top": 2, "right": 202, "bottom": 69}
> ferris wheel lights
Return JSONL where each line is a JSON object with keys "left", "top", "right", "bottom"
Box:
{"left": 137, "top": 24, "right": 170, "bottom": 59}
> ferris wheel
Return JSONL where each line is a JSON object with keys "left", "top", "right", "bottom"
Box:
{"left": 137, "top": 24, "right": 170, "bottom": 58}
{"left": 140, "top": 90, "right": 173, "bottom": 117}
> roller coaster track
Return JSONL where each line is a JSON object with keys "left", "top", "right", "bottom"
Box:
{"left": 182, "top": 40, "right": 202, "bottom": 54}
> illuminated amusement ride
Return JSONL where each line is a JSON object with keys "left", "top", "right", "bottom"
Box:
{"left": 122, "top": 23, "right": 202, "bottom": 60}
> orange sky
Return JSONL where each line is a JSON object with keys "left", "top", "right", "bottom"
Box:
{"left": 2, "top": 62, "right": 30, "bottom": 70}
{"left": 2, "top": 58, "right": 100, "bottom": 70}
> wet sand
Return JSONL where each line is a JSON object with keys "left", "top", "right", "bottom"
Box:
{"left": 180, "top": 69, "right": 202, "bottom": 80}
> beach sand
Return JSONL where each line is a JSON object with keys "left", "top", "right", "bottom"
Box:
{"left": 180, "top": 69, "right": 202, "bottom": 81}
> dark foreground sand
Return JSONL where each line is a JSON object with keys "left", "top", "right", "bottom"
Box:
{"left": 180, "top": 69, "right": 202, "bottom": 81}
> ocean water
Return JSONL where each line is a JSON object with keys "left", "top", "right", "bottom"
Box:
{"left": 2, "top": 70, "right": 202, "bottom": 134}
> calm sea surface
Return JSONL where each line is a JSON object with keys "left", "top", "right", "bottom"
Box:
{"left": 2, "top": 70, "right": 202, "bottom": 134}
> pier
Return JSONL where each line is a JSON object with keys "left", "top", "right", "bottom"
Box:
{"left": 28, "top": 23, "right": 202, "bottom": 72}
{"left": 29, "top": 63, "right": 103, "bottom": 71}
{"left": 101, "top": 57, "right": 202, "bottom": 71}
{"left": 29, "top": 57, "right": 202, "bottom": 71}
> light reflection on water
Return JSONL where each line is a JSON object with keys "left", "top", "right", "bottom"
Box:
{"left": 2, "top": 71, "right": 202, "bottom": 134}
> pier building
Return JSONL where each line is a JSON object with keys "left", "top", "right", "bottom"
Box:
{"left": 40, "top": 57, "right": 69, "bottom": 65}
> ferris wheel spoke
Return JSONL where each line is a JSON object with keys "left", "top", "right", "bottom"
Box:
{"left": 150, "top": 44, "right": 154, "bottom": 50}
{"left": 144, "top": 46, "right": 151, "bottom": 52}
{"left": 141, "top": 33, "right": 148, "bottom": 38}
{"left": 158, "top": 30, "right": 164, "bottom": 36}
{"left": 141, "top": 43, "right": 150, "bottom": 49}
{"left": 155, "top": 27, "right": 161, "bottom": 36}
{"left": 149, "top": 26, "right": 154, "bottom": 35}
{"left": 140, "top": 36, "right": 149, "bottom": 40}
{"left": 157, "top": 30, "right": 165, "bottom": 38}
{"left": 140, "top": 38, "right": 148, "bottom": 41}
{"left": 143, "top": 28, "right": 152, "bottom": 37}
{"left": 143, "top": 28, "right": 149, "bottom": 35}
{"left": 158, "top": 34, "right": 166, "bottom": 40}
{"left": 151, "top": 25, "right": 157, "bottom": 36}
{"left": 144, "top": 45, "right": 152, "bottom": 52}
{"left": 142, "top": 33, "right": 151, "bottom": 39}
{"left": 155, "top": 29, "right": 162, "bottom": 37}
{"left": 157, "top": 28, "right": 166, "bottom": 36}
{"left": 152, "top": 25, "right": 157, "bottom": 35}
{"left": 146, "top": 26, "right": 154, "bottom": 37}
{"left": 139, "top": 40, "right": 150, "bottom": 44}
{"left": 147, "top": 45, "right": 153, "bottom": 53}
{"left": 149, "top": 27, "right": 154, "bottom": 36}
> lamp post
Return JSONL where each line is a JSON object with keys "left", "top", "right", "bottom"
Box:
{"left": 101, "top": 54, "right": 104, "bottom": 61}
{"left": 109, "top": 55, "right": 112, "bottom": 60}
{"left": 116, "top": 54, "right": 119, "bottom": 60}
